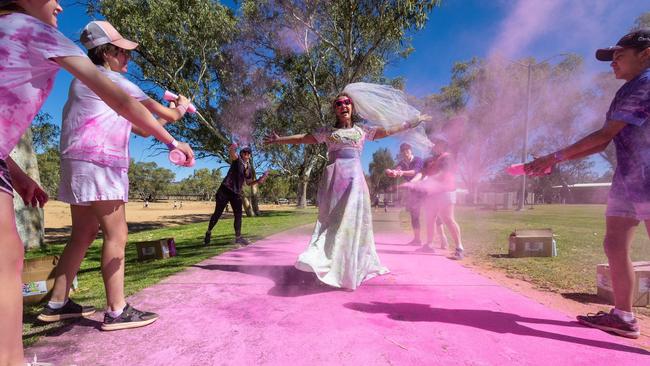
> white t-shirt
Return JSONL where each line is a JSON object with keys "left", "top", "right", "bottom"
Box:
{"left": 60, "top": 66, "right": 149, "bottom": 168}
{"left": 0, "top": 12, "right": 86, "bottom": 159}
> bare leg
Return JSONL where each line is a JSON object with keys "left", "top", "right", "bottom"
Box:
{"left": 91, "top": 201, "right": 129, "bottom": 312}
{"left": 0, "top": 193, "right": 24, "bottom": 365}
{"left": 439, "top": 203, "right": 463, "bottom": 251}
{"left": 604, "top": 216, "right": 639, "bottom": 312}
{"left": 49, "top": 205, "right": 99, "bottom": 302}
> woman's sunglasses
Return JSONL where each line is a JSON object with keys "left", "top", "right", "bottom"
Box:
{"left": 334, "top": 98, "right": 352, "bottom": 107}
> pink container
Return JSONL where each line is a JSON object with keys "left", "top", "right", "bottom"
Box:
{"left": 506, "top": 163, "right": 551, "bottom": 176}
{"left": 163, "top": 90, "right": 196, "bottom": 114}
{"left": 169, "top": 149, "right": 195, "bottom": 167}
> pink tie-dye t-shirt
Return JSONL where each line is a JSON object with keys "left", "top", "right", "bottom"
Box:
{"left": 0, "top": 13, "right": 86, "bottom": 159}
{"left": 60, "top": 66, "right": 149, "bottom": 168}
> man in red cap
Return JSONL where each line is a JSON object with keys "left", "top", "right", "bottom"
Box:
{"left": 526, "top": 28, "right": 650, "bottom": 339}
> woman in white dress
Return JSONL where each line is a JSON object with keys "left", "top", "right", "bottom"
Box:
{"left": 265, "top": 92, "right": 428, "bottom": 289}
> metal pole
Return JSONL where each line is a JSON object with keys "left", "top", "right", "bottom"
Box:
{"left": 518, "top": 63, "right": 532, "bottom": 211}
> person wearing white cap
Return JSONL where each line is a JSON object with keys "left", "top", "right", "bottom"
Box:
{"left": 527, "top": 28, "right": 650, "bottom": 339}
{"left": 37, "top": 20, "right": 192, "bottom": 331}
{"left": 0, "top": 1, "right": 193, "bottom": 363}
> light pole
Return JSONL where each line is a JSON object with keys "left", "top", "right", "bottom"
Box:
{"left": 504, "top": 54, "right": 569, "bottom": 211}
{"left": 518, "top": 63, "right": 532, "bottom": 211}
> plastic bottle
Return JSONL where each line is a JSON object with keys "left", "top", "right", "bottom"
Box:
{"left": 506, "top": 163, "right": 551, "bottom": 176}
{"left": 169, "top": 149, "right": 195, "bottom": 167}
{"left": 163, "top": 90, "right": 197, "bottom": 114}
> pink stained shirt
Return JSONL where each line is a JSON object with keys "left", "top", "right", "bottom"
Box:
{"left": 0, "top": 12, "right": 86, "bottom": 159}
{"left": 60, "top": 66, "right": 149, "bottom": 168}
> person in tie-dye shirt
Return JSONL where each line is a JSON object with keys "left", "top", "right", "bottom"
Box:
{"left": 37, "top": 20, "right": 192, "bottom": 332}
{"left": 0, "top": 1, "right": 193, "bottom": 363}
{"left": 527, "top": 28, "right": 650, "bottom": 340}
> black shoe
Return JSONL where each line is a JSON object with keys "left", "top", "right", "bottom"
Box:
{"left": 37, "top": 299, "right": 95, "bottom": 322}
{"left": 452, "top": 248, "right": 464, "bottom": 260}
{"left": 235, "top": 236, "right": 251, "bottom": 246}
{"left": 203, "top": 231, "right": 212, "bottom": 246}
{"left": 101, "top": 303, "right": 158, "bottom": 331}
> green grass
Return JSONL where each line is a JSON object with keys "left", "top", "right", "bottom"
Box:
{"left": 22, "top": 208, "right": 317, "bottom": 347}
{"left": 417, "top": 204, "right": 650, "bottom": 314}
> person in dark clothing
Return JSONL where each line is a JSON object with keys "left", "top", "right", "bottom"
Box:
{"left": 204, "top": 143, "right": 268, "bottom": 246}
{"left": 385, "top": 143, "right": 424, "bottom": 244}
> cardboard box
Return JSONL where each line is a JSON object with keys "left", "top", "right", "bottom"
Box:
{"left": 597, "top": 261, "right": 650, "bottom": 307}
{"left": 508, "top": 229, "right": 556, "bottom": 257}
{"left": 22, "top": 256, "right": 57, "bottom": 304}
{"left": 135, "top": 238, "right": 177, "bottom": 261}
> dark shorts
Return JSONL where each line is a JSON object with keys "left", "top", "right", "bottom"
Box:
{"left": 0, "top": 159, "right": 14, "bottom": 196}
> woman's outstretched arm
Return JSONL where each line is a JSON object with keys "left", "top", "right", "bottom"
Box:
{"left": 264, "top": 132, "right": 318, "bottom": 145}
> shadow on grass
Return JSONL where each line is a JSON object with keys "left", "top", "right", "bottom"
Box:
{"left": 44, "top": 210, "right": 303, "bottom": 245}
{"left": 192, "top": 263, "right": 338, "bottom": 297}
{"left": 561, "top": 292, "right": 611, "bottom": 305}
{"left": 344, "top": 301, "right": 650, "bottom": 355}
{"left": 489, "top": 254, "right": 511, "bottom": 259}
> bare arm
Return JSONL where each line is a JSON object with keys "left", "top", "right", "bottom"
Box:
{"left": 373, "top": 114, "right": 431, "bottom": 140}
{"left": 264, "top": 132, "right": 318, "bottom": 145}
{"left": 526, "top": 120, "right": 626, "bottom": 175}
{"left": 54, "top": 56, "right": 194, "bottom": 161}
{"left": 131, "top": 117, "right": 169, "bottom": 137}
{"left": 228, "top": 144, "right": 239, "bottom": 162}
{"left": 141, "top": 96, "right": 189, "bottom": 122}
{"left": 5, "top": 157, "right": 48, "bottom": 207}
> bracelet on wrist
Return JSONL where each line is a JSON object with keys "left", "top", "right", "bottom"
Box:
{"left": 165, "top": 139, "right": 179, "bottom": 150}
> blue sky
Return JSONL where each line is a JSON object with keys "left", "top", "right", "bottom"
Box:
{"left": 41, "top": 0, "right": 648, "bottom": 180}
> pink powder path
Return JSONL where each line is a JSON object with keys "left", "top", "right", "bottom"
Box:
{"left": 27, "top": 211, "right": 649, "bottom": 365}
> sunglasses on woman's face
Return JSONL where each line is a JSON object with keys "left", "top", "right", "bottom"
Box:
{"left": 334, "top": 99, "right": 352, "bottom": 107}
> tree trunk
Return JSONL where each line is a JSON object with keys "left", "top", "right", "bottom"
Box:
{"left": 251, "top": 183, "right": 260, "bottom": 216}
{"left": 297, "top": 154, "right": 317, "bottom": 208}
{"left": 250, "top": 156, "right": 260, "bottom": 216}
{"left": 10, "top": 131, "right": 45, "bottom": 250}
{"left": 242, "top": 191, "right": 253, "bottom": 217}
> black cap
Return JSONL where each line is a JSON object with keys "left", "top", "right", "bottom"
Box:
{"left": 596, "top": 28, "right": 650, "bottom": 61}
{"left": 399, "top": 143, "right": 412, "bottom": 151}
{"left": 239, "top": 146, "right": 252, "bottom": 154}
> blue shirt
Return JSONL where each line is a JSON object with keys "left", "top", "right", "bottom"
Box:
{"left": 396, "top": 156, "right": 424, "bottom": 182}
{"left": 608, "top": 68, "right": 650, "bottom": 202}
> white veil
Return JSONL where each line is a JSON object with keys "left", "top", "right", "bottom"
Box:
{"left": 342, "top": 82, "right": 421, "bottom": 129}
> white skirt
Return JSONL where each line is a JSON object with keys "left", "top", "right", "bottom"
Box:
{"left": 58, "top": 159, "right": 129, "bottom": 206}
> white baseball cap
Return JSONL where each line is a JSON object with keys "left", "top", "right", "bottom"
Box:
{"left": 80, "top": 21, "right": 138, "bottom": 50}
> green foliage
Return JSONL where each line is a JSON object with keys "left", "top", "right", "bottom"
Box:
{"left": 128, "top": 160, "right": 175, "bottom": 201}
{"left": 88, "top": 0, "right": 239, "bottom": 159}
{"left": 31, "top": 112, "right": 61, "bottom": 196}
{"left": 256, "top": 170, "right": 293, "bottom": 202}
{"left": 31, "top": 112, "right": 60, "bottom": 153}
{"left": 171, "top": 168, "right": 222, "bottom": 200}
{"left": 36, "top": 148, "right": 61, "bottom": 197}
{"left": 368, "top": 148, "right": 395, "bottom": 194}
{"left": 245, "top": 0, "right": 440, "bottom": 205}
